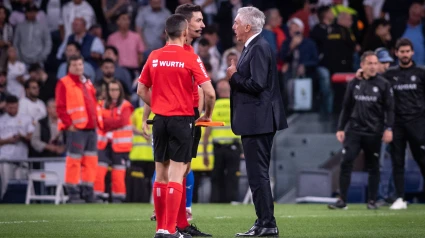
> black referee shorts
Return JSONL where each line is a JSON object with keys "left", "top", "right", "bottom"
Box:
{"left": 152, "top": 114, "right": 194, "bottom": 163}
{"left": 192, "top": 107, "right": 202, "bottom": 158}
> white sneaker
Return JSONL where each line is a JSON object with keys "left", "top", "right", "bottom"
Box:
{"left": 390, "top": 198, "right": 407, "bottom": 210}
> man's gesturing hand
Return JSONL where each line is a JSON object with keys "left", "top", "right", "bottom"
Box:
{"left": 226, "top": 59, "right": 237, "bottom": 80}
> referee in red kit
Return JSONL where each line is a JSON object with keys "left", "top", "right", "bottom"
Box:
{"left": 137, "top": 14, "right": 216, "bottom": 238}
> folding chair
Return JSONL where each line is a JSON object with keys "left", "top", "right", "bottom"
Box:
{"left": 25, "top": 171, "right": 68, "bottom": 205}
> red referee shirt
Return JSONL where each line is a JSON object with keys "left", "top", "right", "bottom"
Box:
{"left": 183, "top": 44, "right": 201, "bottom": 108}
{"left": 139, "top": 44, "right": 210, "bottom": 116}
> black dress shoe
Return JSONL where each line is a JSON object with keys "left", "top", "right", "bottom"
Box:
{"left": 235, "top": 226, "right": 279, "bottom": 237}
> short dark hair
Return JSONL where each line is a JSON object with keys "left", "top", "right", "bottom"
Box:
{"left": 0, "top": 6, "right": 11, "bottom": 23}
{"left": 5, "top": 95, "right": 18, "bottom": 104}
{"left": 67, "top": 42, "right": 81, "bottom": 52}
{"left": 317, "top": 5, "right": 331, "bottom": 22}
{"left": 67, "top": 55, "right": 84, "bottom": 64}
{"left": 165, "top": 14, "right": 188, "bottom": 39}
{"left": 395, "top": 38, "right": 414, "bottom": 51}
{"left": 175, "top": 3, "right": 202, "bottom": 21}
{"left": 105, "top": 46, "right": 119, "bottom": 56}
{"left": 101, "top": 58, "right": 115, "bottom": 66}
{"left": 28, "top": 63, "right": 42, "bottom": 73}
{"left": 198, "top": 38, "right": 210, "bottom": 46}
{"left": 24, "top": 78, "right": 39, "bottom": 89}
{"left": 67, "top": 55, "right": 84, "bottom": 71}
{"left": 89, "top": 24, "right": 101, "bottom": 31}
{"left": 116, "top": 12, "right": 129, "bottom": 22}
{"left": 360, "top": 51, "right": 377, "bottom": 62}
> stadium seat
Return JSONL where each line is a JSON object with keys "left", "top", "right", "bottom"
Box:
{"left": 25, "top": 171, "right": 68, "bottom": 205}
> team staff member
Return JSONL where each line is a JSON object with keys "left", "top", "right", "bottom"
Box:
{"left": 94, "top": 80, "right": 133, "bottom": 203}
{"left": 203, "top": 80, "right": 241, "bottom": 203}
{"left": 137, "top": 14, "right": 216, "bottom": 238}
{"left": 56, "top": 55, "right": 103, "bottom": 203}
{"left": 143, "top": 4, "right": 212, "bottom": 237}
{"left": 328, "top": 51, "right": 394, "bottom": 210}
{"left": 381, "top": 38, "right": 425, "bottom": 210}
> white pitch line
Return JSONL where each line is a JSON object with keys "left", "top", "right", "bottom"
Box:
{"left": 0, "top": 218, "right": 144, "bottom": 225}
{"left": 0, "top": 220, "right": 49, "bottom": 224}
{"left": 280, "top": 213, "right": 408, "bottom": 218}
{"left": 214, "top": 216, "right": 232, "bottom": 219}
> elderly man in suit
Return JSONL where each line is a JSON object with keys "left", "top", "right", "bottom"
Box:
{"left": 226, "top": 6, "right": 288, "bottom": 238}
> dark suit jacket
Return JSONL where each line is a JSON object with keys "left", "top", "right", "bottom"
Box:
{"left": 230, "top": 35, "right": 288, "bottom": 136}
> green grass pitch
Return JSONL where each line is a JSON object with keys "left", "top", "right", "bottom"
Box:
{"left": 1, "top": 204, "right": 425, "bottom": 237}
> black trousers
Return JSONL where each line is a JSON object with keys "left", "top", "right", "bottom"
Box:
{"left": 241, "top": 132, "right": 276, "bottom": 228}
{"left": 391, "top": 117, "right": 425, "bottom": 198}
{"left": 211, "top": 142, "right": 241, "bottom": 203}
{"left": 340, "top": 131, "right": 381, "bottom": 202}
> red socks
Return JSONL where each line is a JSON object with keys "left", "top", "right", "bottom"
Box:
{"left": 153, "top": 182, "right": 167, "bottom": 231}
{"left": 165, "top": 182, "right": 183, "bottom": 234}
{"left": 177, "top": 178, "right": 190, "bottom": 229}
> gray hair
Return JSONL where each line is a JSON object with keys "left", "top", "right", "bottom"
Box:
{"left": 237, "top": 7, "right": 265, "bottom": 33}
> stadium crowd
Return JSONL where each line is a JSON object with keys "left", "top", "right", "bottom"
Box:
{"left": 0, "top": 0, "right": 425, "bottom": 206}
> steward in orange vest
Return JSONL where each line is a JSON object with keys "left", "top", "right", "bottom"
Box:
{"left": 55, "top": 55, "right": 103, "bottom": 203}
{"left": 93, "top": 80, "right": 134, "bottom": 203}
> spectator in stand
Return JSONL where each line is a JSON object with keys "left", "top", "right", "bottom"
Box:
{"left": 363, "top": 0, "right": 386, "bottom": 25}
{"left": 107, "top": 12, "right": 145, "bottom": 78}
{"left": 362, "top": 19, "right": 391, "bottom": 53}
{"left": 95, "top": 46, "right": 133, "bottom": 90}
{"left": 310, "top": 5, "right": 334, "bottom": 61}
{"left": 27, "top": 63, "right": 56, "bottom": 103}
{"left": 0, "top": 6, "right": 13, "bottom": 72}
{"left": 6, "top": 46, "right": 28, "bottom": 99}
{"left": 56, "top": 17, "right": 104, "bottom": 69}
{"left": 290, "top": 0, "right": 311, "bottom": 37}
{"left": 30, "top": 98, "right": 65, "bottom": 158}
{"left": 220, "top": 35, "right": 243, "bottom": 66}
{"left": 262, "top": 9, "right": 278, "bottom": 55}
{"left": 199, "top": 25, "right": 221, "bottom": 62}
{"left": 197, "top": 37, "right": 220, "bottom": 82}
{"left": 392, "top": 2, "right": 425, "bottom": 66}
{"left": 216, "top": 0, "right": 242, "bottom": 53}
{"left": 95, "top": 58, "right": 131, "bottom": 96}
{"left": 57, "top": 42, "right": 96, "bottom": 81}
{"left": 39, "top": 0, "right": 63, "bottom": 33}
{"left": 13, "top": 4, "right": 52, "bottom": 66}
{"left": 9, "top": 0, "right": 47, "bottom": 27}
{"left": 102, "top": 0, "right": 138, "bottom": 34}
{"left": 0, "top": 71, "right": 8, "bottom": 115}
{"left": 323, "top": 12, "right": 356, "bottom": 74}
{"left": 59, "top": 0, "right": 96, "bottom": 40}
{"left": 280, "top": 18, "right": 318, "bottom": 80}
{"left": 135, "top": 0, "right": 171, "bottom": 52}
{"left": 18, "top": 78, "right": 47, "bottom": 123}
{"left": 195, "top": 0, "right": 217, "bottom": 25}
{"left": 217, "top": 52, "right": 238, "bottom": 81}
{"left": 310, "top": 5, "right": 335, "bottom": 115}
{"left": 89, "top": 24, "right": 105, "bottom": 46}
{"left": 0, "top": 95, "right": 34, "bottom": 200}
{"left": 264, "top": 8, "right": 285, "bottom": 52}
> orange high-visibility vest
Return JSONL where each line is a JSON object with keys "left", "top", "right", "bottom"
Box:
{"left": 57, "top": 75, "right": 103, "bottom": 131}
{"left": 97, "top": 100, "right": 133, "bottom": 153}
